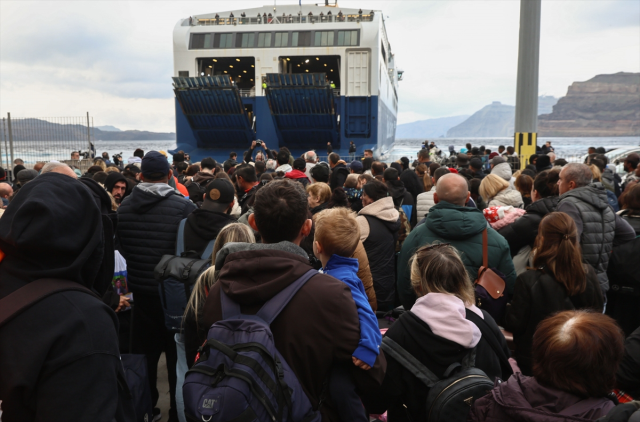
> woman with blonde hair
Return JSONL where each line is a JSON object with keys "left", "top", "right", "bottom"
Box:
{"left": 183, "top": 223, "right": 255, "bottom": 366}
{"left": 306, "top": 182, "right": 332, "bottom": 214}
{"left": 367, "top": 243, "right": 511, "bottom": 421}
{"left": 93, "top": 157, "right": 107, "bottom": 171}
{"left": 479, "top": 173, "right": 524, "bottom": 208}
{"left": 503, "top": 211, "right": 603, "bottom": 375}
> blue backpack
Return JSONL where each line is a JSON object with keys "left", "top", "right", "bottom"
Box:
{"left": 183, "top": 269, "right": 321, "bottom": 422}
{"left": 154, "top": 219, "right": 215, "bottom": 332}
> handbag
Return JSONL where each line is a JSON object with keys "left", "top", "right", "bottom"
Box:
{"left": 474, "top": 229, "right": 508, "bottom": 324}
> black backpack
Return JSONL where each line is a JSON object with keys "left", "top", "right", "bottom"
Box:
{"left": 154, "top": 218, "right": 215, "bottom": 332}
{"left": 381, "top": 337, "right": 494, "bottom": 422}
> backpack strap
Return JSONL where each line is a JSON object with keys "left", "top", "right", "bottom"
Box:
{"left": 465, "top": 309, "right": 513, "bottom": 379}
{"left": 175, "top": 218, "right": 187, "bottom": 256}
{"left": 201, "top": 238, "right": 216, "bottom": 260}
{"left": 381, "top": 337, "right": 440, "bottom": 388}
{"left": 0, "top": 279, "right": 96, "bottom": 328}
{"left": 220, "top": 269, "right": 317, "bottom": 322}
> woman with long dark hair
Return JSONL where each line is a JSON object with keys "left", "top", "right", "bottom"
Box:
{"left": 503, "top": 211, "right": 604, "bottom": 375}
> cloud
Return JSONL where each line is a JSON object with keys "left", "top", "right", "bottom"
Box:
{"left": 1, "top": 0, "right": 638, "bottom": 132}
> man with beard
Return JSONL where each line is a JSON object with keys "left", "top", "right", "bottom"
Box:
{"left": 104, "top": 172, "right": 130, "bottom": 206}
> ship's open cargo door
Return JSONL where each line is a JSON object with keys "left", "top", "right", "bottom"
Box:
{"left": 345, "top": 51, "right": 371, "bottom": 137}
{"left": 173, "top": 76, "right": 254, "bottom": 149}
{"left": 264, "top": 73, "right": 339, "bottom": 150}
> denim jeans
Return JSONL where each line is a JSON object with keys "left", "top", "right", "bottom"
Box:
{"left": 174, "top": 333, "right": 188, "bottom": 422}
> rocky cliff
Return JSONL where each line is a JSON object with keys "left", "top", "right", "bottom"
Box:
{"left": 538, "top": 72, "right": 640, "bottom": 137}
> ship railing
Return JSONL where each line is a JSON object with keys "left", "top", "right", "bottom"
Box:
{"left": 238, "top": 89, "right": 255, "bottom": 98}
{"left": 193, "top": 14, "right": 374, "bottom": 26}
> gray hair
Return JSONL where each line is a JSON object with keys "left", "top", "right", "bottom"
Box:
{"left": 266, "top": 159, "right": 277, "bottom": 170}
{"left": 563, "top": 163, "right": 593, "bottom": 188}
{"left": 41, "top": 161, "right": 73, "bottom": 174}
{"left": 304, "top": 150, "right": 317, "bottom": 163}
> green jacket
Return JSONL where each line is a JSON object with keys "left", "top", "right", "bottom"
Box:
{"left": 397, "top": 201, "right": 516, "bottom": 309}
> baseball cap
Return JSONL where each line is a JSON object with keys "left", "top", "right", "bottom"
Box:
{"left": 17, "top": 169, "right": 38, "bottom": 184}
{"left": 348, "top": 160, "right": 363, "bottom": 172}
{"left": 141, "top": 151, "right": 170, "bottom": 179}
{"left": 204, "top": 179, "right": 236, "bottom": 211}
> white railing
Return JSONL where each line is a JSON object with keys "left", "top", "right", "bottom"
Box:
{"left": 193, "top": 14, "right": 374, "bottom": 27}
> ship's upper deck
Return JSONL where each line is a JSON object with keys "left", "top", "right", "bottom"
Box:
{"left": 182, "top": 5, "right": 378, "bottom": 28}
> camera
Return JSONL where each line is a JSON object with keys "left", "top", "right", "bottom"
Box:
{"left": 112, "top": 152, "right": 123, "bottom": 166}
{"left": 256, "top": 140, "right": 263, "bottom": 146}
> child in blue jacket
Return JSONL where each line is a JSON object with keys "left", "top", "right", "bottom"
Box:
{"left": 313, "top": 207, "right": 382, "bottom": 421}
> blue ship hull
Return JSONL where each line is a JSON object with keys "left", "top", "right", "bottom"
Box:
{"left": 171, "top": 75, "right": 396, "bottom": 163}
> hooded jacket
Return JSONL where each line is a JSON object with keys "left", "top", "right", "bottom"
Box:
{"left": 329, "top": 162, "right": 350, "bottom": 191}
{"left": 183, "top": 208, "right": 236, "bottom": 257}
{"left": 192, "top": 241, "right": 386, "bottom": 421}
{"left": 284, "top": 169, "right": 310, "bottom": 187}
{"left": 357, "top": 197, "right": 401, "bottom": 311}
{"left": 468, "top": 373, "right": 615, "bottom": 422}
{"left": 0, "top": 173, "right": 134, "bottom": 422}
{"left": 116, "top": 182, "right": 196, "bottom": 295}
{"left": 397, "top": 201, "right": 516, "bottom": 310}
{"left": 363, "top": 294, "right": 510, "bottom": 422}
{"left": 503, "top": 266, "right": 603, "bottom": 375}
{"left": 104, "top": 171, "right": 131, "bottom": 204}
{"left": 488, "top": 187, "right": 524, "bottom": 209}
{"left": 556, "top": 183, "right": 635, "bottom": 293}
{"left": 399, "top": 168, "right": 424, "bottom": 201}
{"left": 498, "top": 196, "right": 560, "bottom": 257}
{"left": 323, "top": 254, "right": 381, "bottom": 367}
{"left": 386, "top": 179, "right": 416, "bottom": 224}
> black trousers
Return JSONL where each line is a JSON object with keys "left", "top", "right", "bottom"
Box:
{"left": 329, "top": 364, "right": 368, "bottom": 422}
{"left": 132, "top": 292, "right": 177, "bottom": 415}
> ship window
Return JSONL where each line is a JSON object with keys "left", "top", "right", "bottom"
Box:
{"left": 274, "top": 32, "right": 288, "bottom": 47}
{"left": 381, "top": 41, "right": 386, "bottom": 62}
{"left": 314, "top": 31, "right": 334, "bottom": 46}
{"left": 191, "top": 34, "right": 206, "bottom": 49}
{"left": 257, "top": 32, "right": 272, "bottom": 48}
{"left": 237, "top": 33, "right": 255, "bottom": 48}
{"left": 292, "top": 31, "right": 311, "bottom": 47}
{"left": 337, "top": 30, "right": 358, "bottom": 46}
{"left": 204, "top": 34, "right": 213, "bottom": 49}
{"left": 214, "top": 33, "right": 233, "bottom": 48}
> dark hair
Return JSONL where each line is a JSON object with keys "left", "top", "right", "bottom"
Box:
{"left": 465, "top": 143, "right": 472, "bottom": 150}
{"left": 276, "top": 150, "right": 289, "bottom": 166}
{"left": 417, "top": 149, "right": 430, "bottom": 160}
{"left": 522, "top": 169, "right": 536, "bottom": 179}
{"left": 259, "top": 172, "right": 273, "bottom": 183}
{"left": 471, "top": 147, "right": 480, "bottom": 156}
{"left": 362, "top": 157, "right": 373, "bottom": 172}
{"left": 92, "top": 171, "right": 109, "bottom": 184}
{"left": 515, "top": 174, "right": 533, "bottom": 199}
{"left": 533, "top": 310, "right": 624, "bottom": 398}
{"left": 596, "top": 147, "right": 606, "bottom": 154}
{"left": 429, "top": 162, "right": 441, "bottom": 175}
{"left": 328, "top": 153, "right": 340, "bottom": 165}
{"left": 327, "top": 187, "right": 350, "bottom": 209}
{"left": 433, "top": 167, "right": 450, "bottom": 183}
{"left": 173, "top": 152, "right": 185, "bottom": 163}
{"left": 310, "top": 164, "right": 330, "bottom": 183}
{"left": 362, "top": 180, "right": 389, "bottom": 202}
{"left": 371, "top": 161, "right": 384, "bottom": 176}
{"left": 122, "top": 169, "right": 137, "bottom": 180}
{"left": 201, "top": 157, "right": 216, "bottom": 170}
{"left": 215, "top": 171, "right": 231, "bottom": 181}
{"left": 498, "top": 145, "right": 505, "bottom": 151}
{"left": 469, "top": 178, "right": 481, "bottom": 195}
{"left": 134, "top": 149, "right": 144, "bottom": 158}
{"left": 554, "top": 158, "right": 568, "bottom": 167}
{"left": 390, "top": 162, "right": 402, "bottom": 174}
{"left": 506, "top": 146, "right": 515, "bottom": 155}
{"left": 229, "top": 151, "right": 237, "bottom": 159}
{"left": 255, "top": 161, "right": 266, "bottom": 174}
{"left": 529, "top": 154, "right": 538, "bottom": 164}
{"left": 383, "top": 167, "right": 399, "bottom": 181}
{"left": 534, "top": 212, "right": 586, "bottom": 295}
{"left": 186, "top": 164, "right": 200, "bottom": 176}
{"left": 235, "top": 164, "right": 258, "bottom": 183}
{"left": 87, "top": 165, "right": 103, "bottom": 174}
{"left": 253, "top": 179, "right": 309, "bottom": 243}
{"left": 293, "top": 158, "right": 306, "bottom": 171}
{"left": 176, "top": 162, "right": 188, "bottom": 174}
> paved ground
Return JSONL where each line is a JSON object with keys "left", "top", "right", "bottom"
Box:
{"left": 156, "top": 353, "right": 172, "bottom": 422}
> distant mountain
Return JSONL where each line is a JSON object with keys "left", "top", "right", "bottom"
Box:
{"left": 447, "top": 102, "right": 515, "bottom": 137}
{"left": 95, "top": 129, "right": 175, "bottom": 141}
{"left": 96, "top": 125, "right": 122, "bottom": 132}
{"left": 537, "top": 95, "right": 558, "bottom": 115}
{"left": 8, "top": 119, "right": 175, "bottom": 141}
{"left": 539, "top": 72, "right": 640, "bottom": 137}
{"left": 396, "top": 115, "right": 469, "bottom": 139}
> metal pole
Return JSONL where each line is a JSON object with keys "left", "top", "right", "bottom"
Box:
{"left": 513, "top": 0, "right": 541, "bottom": 169}
{"left": 7, "top": 113, "right": 15, "bottom": 180}
{"left": 86, "top": 112, "right": 91, "bottom": 153}
{"left": 2, "top": 118, "right": 8, "bottom": 172}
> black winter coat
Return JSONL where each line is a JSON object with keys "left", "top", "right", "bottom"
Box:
{"left": 362, "top": 215, "right": 400, "bottom": 310}
{"left": 503, "top": 266, "right": 604, "bottom": 375}
{"left": 117, "top": 184, "right": 196, "bottom": 295}
{"left": 183, "top": 209, "right": 236, "bottom": 257}
{"left": 329, "top": 163, "right": 349, "bottom": 191}
{"left": 498, "top": 196, "right": 560, "bottom": 257}
{"left": 364, "top": 310, "right": 510, "bottom": 422}
{"left": 616, "top": 326, "right": 640, "bottom": 399}
{"left": 400, "top": 169, "right": 424, "bottom": 201}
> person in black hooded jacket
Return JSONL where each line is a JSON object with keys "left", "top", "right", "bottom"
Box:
{"left": 0, "top": 172, "right": 135, "bottom": 422}
{"left": 183, "top": 179, "right": 237, "bottom": 256}
{"left": 498, "top": 169, "right": 560, "bottom": 257}
{"left": 398, "top": 156, "right": 424, "bottom": 202}
{"left": 384, "top": 167, "right": 416, "bottom": 227}
{"left": 104, "top": 171, "right": 131, "bottom": 206}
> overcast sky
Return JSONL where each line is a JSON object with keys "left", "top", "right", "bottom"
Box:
{"left": 1, "top": 0, "right": 638, "bottom": 132}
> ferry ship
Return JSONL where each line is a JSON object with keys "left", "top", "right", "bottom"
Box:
{"left": 171, "top": 3, "right": 401, "bottom": 162}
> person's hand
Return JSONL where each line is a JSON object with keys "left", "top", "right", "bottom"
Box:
{"left": 352, "top": 356, "right": 371, "bottom": 370}
{"left": 261, "top": 141, "right": 267, "bottom": 150}
{"left": 251, "top": 141, "right": 257, "bottom": 149}
{"left": 115, "top": 295, "right": 130, "bottom": 312}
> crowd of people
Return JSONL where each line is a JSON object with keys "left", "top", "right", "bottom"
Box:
{"left": 1, "top": 139, "right": 640, "bottom": 422}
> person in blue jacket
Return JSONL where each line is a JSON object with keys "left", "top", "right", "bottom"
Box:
{"left": 313, "top": 207, "right": 381, "bottom": 422}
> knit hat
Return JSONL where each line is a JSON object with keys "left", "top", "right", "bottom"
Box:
{"left": 348, "top": 160, "right": 363, "bottom": 172}
{"left": 491, "top": 156, "right": 506, "bottom": 166}
{"left": 489, "top": 152, "right": 499, "bottom": 160}
{"left": 460, "top": 148, "right": 468, "bottom": 154}
{"left": 141, "top": 151, "right": 170, "bottom": 179}
{"left": 16, "top": 169, "right": 38, "bottom": 184}
{"left": 456, "top": 155, "right": 470, "bottom": 166}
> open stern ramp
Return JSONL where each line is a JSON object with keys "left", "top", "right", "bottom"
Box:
{"left": 265, "top": 73, "right": 339, "bottom": 150}
{"left": 173, "top": 76, "right": 254, "bottom": 149}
